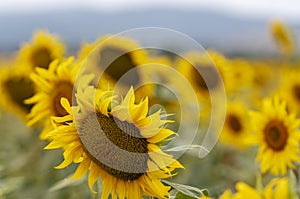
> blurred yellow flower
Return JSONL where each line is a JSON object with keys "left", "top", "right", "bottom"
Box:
{"left": 220, "top": 101, "right": 251, "bottom": 149}
{"left": 248, "top": 61, "right": 278, "bottom": 109}
{"left": 222, "top": 58, "right": 254, "bottom": 94}
{"left": 77, "top": 38, "right": 176, "bottom": 106}
{"left": 251, "top": 61, "right": 276, "bottom": 91}
{"left": 0, "top": 65, "right": 36, "bottom": 120}
{"left": 263, "top": 178, "right": 290, "bottom": 199}
{"left": 25, "top": 57, "right": 92, "bottom": 139}
{"left": 176, "top": 51, "right": 225, "bottom": 125}
{"left": 233, "top": 182, "right": 261, "bottom": 199}
{"left": 81, "top": 35, "right": 149, "bottom": 94}
{"left": 45, "top": 86, "right": 183, "bottom": 199}
{"left": 270, "top": 21, "right": 294, "bottom": 56}
{"left": 249, "top": 97, "right": 300, "bottom": 175}
{"left": 176, "top": 51, "right": 224, "bottom": 102}
{"left": 17, "top": 30, "right": 65, "bottom": 71}
{"left": 233, "top": 178, "right": 293, "bottom": 199}
{"left": 278, "top": 66, "right": 300, "bottom": 116}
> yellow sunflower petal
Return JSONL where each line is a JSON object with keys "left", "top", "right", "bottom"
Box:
{"left": 147, "top": 128, "right": 176, "bottom": 143}
{"left": 69, "top": 157, "right": 91, "bottom": 180}
{"left": 88, "top": 162, "right": 101, "bottom": 193}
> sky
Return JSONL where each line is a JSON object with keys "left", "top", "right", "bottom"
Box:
{"left": 0, "top": 0, "right": 299, "bottom": 22}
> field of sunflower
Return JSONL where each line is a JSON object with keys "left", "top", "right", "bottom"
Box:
{"left": 0, "top": 21, "right": 300, "bottom": 199}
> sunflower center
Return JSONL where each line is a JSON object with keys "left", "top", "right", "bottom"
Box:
{"left": 53, "top": 81, "right": 73, "bottom": 117}
{"left": 264, "top": 120, "right": 288, "bottom": 151}
{"left": 191, "top": 64, "right": 220, "bottom": 91}
{"left": 99, "top": 48, "right": 140, "bottom": 86}
{"left": 292, "top": 84, "right": 300, "bottom": 102}
{"left": 31, "top": 47, "right": 53, "bottom": 69}
{"left": 4, "top": 77, "right": 35, "bottom": 113}
{"left": 226, "top": 114, "right": 242, "bottom": 133}
{"left": 78, "top": 112, "right": 149, "bottom": 181}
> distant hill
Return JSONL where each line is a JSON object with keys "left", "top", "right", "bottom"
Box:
{"left": 0, "top": 8, "right": 299, "bottom": 56}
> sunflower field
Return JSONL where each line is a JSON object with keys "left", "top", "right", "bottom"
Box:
{"left": 0, "top": 21, "right": 300, "bottom": 199}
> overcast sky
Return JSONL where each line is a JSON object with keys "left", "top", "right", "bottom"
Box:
{"left": 0, "top": 0, "right": 299, "bottom": 22}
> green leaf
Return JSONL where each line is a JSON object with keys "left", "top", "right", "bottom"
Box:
{"left": 175, "top": 191, "right": 197, "bottom": 199}
{"left": 49, "top": 175, "right": 86, "bottom": 192}
{"left": 162, "top": 180, "right": 209, "bottom": 199}
{"left": 202, "top": 189, "right": 209, "bottom": 196}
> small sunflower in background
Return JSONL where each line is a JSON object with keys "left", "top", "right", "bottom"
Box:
{"left": 79, "top": 36, "right": 179, "bottom": 109}
{"left": 25, "top": 57, "right": 93, "bottom": 139}
{"left": 79, "top": 37, "right": 180, "bottom": 127}
{"left": 134, "top": 55, "right": 181, "bottom": 118}
{"left": 249, "top": 96, "right": 300, "bottom": 175}
{"left": 176, "top": 51, "right": 224, "bottom": 101}
{"left": 0, "top": 64, "right": 36, "bottom": 120}
{"left": 232, "top": 177, "right": 293, "bottom": 199}
{"left": 219, "top": 101, "right": 251, "bottom": 150}
{"left": 248, "top": 61, "right": 279, "bottom": 109}
{"left": 278, "top": 66, "right": 300, "bottom": 116}
{"left": 80, "top": 35, "right": 149, "bottom": 93}
{"left": 251, "top": 62, "right": 274, "bottom": 91}
{"left": 221, "top": 58, "right": 254, "bottom": 95}
{"left": 176, "top": 50, "right": 225, "bottom": 126}
{"left": 45, "top": 85, "right": 183, "bottom": 199}
{"left": 270, "top": 21, "right": 294, "bottom": 56}
{"left": 233, "top": 182, "right": 262, "bottom": 199}
{"left": 17, "top": 30, "right": 65, "bottom": 71}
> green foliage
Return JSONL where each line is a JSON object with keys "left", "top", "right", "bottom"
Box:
{"left": 162, "top": 180, "right": 209, "bottom": 198}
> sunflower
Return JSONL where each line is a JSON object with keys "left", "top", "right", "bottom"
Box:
{"left": 45, "top": 86, "right": 183, "bottom": 198}
{"left": 249, "top": 97, "right": 300, "bottom": 175}
{"left": 219, "top": 101, "right": 251, "bottom": 149}
{"left": 270, "top": 21, "right": 294, "bottom": 56}
{"left": 25, "top": 57, "right": 93, "bottom": 139}
{"left": 176, "top": 51, "right": 224, "bottom": 101}
{"left": 278, "top": 66, "right": 300, "bottom": 115}
{"left": 251, "top": 61, "right": 276, "bottom": 92}
{"left": 221, "top": 58, "right": 254, "bottom": 95}
{"left": 79, "top": 36, "right": 184, "bottom": 121}
{"left": 0, "top": 64, "right": 36, "bottom": 120}
{"left": 17, "top": 30, "right": 65, "bottom": 71}
{"left": 262, "top": 178, "right": 291, "bottom": 199}
{"left": 80, "top": 35, "right": 148, "bottom": 94}
{"left": 233, "top": 178, "right": 293, "bottom": 199}
{"left": 247, "top": 60, "right": 279, "bottom": 109}
{"left": 176, "top": 50, "right": 225, "bottom": 126}
{"left": 233, "top": 182, "right": 262, "bottom": 199}
{"left": 79, "top": 36, "right": 182, "bottom": 104}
